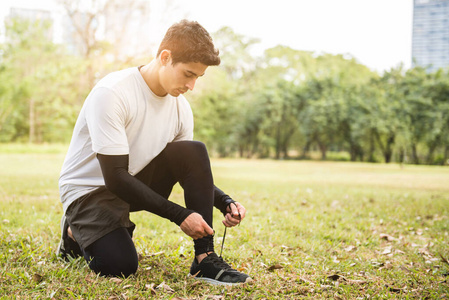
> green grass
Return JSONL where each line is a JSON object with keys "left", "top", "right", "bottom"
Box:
{"left": 0, "top": 148, "right": 448, "bottom": 299}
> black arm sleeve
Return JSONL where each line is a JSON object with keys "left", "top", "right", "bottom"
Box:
{"left": 214, "top": 186, "right": 236, "bottom": 216}
{"left": 97, "top": 154, "right": 193, "bottom": 226}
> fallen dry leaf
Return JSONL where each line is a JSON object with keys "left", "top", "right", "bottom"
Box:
{"left": 327, "top": 274, "right": 345, "bottom": 281}
{"left": 145, "top": 251, "right": 165, "bottom": 257}
{"left": 32, "top": 274, "right": 43, "bottom": 283}
{"left": 346, "top": 279, "right": 367, "bottom": 285}
{"left": 188, "top": 281, "right": 202, "bottom": 287}
{"left": 418, "top": 248, "right": 432, "bottom": 256}
{"left": 379, "top": 261, "right": 393, "bottom": 270}
{"left": 122, "top": 284, "right": 133, "bottom": 289}
{"left": 371, "top": 261, "right": 384, "bottom": 268}
{"left": 333, "top": 292, "right": 344, "bottom": 300}
{"left": 380, "top": 233, "right": 397, "bottom": 242}
{"left": 400, "top": 265, "right": 411, "bottom": 272}
{"left": 268, "top": 264, "right": 283, "bottom": 271}
{"left": 156, "top": 281, "right": 174, "bottom": 293}
{"left": 344, "top": 245, "right": 357, "bottom": 252}
{"left": 381, "top": 246, "right": 392, "bottom": 255}
{"left": 145, "top": 283, "right": 156, "bottom": 295}
{"left": 120, "top": 293, "right": 129, "bottom": 300}
{"left": 109, "top": 277, "right": 123, "bottom": 284}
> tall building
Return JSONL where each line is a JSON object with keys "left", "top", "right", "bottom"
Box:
{"left": 412, "top": 0, "right": 449, "bottom": 72}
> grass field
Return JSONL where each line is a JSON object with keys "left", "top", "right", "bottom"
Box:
{"left": 0, "top": 146, "right": 448, "bottom": 299}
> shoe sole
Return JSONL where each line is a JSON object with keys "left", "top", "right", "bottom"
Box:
{"left": 187, "top": 273, "right": 252, "bottom": 286}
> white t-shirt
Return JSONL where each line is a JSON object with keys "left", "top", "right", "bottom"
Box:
{"left": 59, "top": 67, "right": 194, "bottom": 212}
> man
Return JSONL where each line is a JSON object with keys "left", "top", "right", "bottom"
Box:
{"left": 57, "top": 19, "right": 252, "bottom": 285}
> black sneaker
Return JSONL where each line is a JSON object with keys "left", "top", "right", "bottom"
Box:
{"left": 189, "top": 252, "right": 252, "bottom": 285}
{"left": 56, "top": 215, "right": 83, "bottom": 261}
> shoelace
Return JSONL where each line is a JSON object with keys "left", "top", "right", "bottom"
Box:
{"left": 219, "top": 203, "right": 241, "bottom": 258}
{"left": 205, "top": 252, "right": 233, "bottom": 270}
{"left": 219, "top": 226, "right": 227, "bottom": 258}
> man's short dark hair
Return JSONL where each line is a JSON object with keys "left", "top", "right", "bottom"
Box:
{"left": 157, "top": 19, "right": 220, "bottom": 66}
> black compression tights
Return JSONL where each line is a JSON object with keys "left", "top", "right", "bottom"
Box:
{"left": 84, "top": 141, "right": 214, "bottom": 277}
{"left": 83, "top": 227, "right": 138, "bottom": 278}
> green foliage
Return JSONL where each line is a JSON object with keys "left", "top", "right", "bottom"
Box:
{"left": 192, "top": 28, "right": 449, "bottom": 164}
{"left": 1, "top": 19, "right": 448, "bottom": 165}
{"left": 0, "top": 17, "right": 88, "bottom": 143}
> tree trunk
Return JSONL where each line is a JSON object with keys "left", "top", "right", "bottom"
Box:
{"left": 275, "top": 123, "right": 281, "bottom": 159}
{"left": 349, "top": 142, "right": 357, "bottom": 161}
{"left": 398, "top": 147, "right": 405, "bottom": 164}
{"left": 301, "top": 139, "right": 311, "bottom": 159}
{"left": 374, "top": 130, "right": 395, "bottom": 163}
{"left": 29, "top": 98, "right": 35, "bottom": 143}
{"left": 368, "top": 130, "right": 376, "bottom": 162}
{"left": 317, "top": 138, "right": 327, "bottom": 160}
{"left": 411, "top": 143, "right": 419, "bottom": 164}
{"left": 238, "top": 145, "right": 244, "bottom": 158}
{"left": 443, "top": 145, "right": 449, "bottom": 165}
{"left": 384, "top": 134, "right": 395, "bottom": 163}
{"left": 426, "top": 137, "right": 440, "bottom": 165}
{"left": 358, "top": 147, "right": 364, "bottom": 162}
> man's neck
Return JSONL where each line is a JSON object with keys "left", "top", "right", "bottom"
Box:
{"left": 139, "top": 60, "right": 167, "bottom": 97}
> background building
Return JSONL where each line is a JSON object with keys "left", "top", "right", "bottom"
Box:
{"left": 412, "top": 0, "right": 449, "bottom": 72}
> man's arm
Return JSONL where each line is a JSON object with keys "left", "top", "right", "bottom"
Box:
{"left": 214, "top": 186, "right": 235, "bottom": 215}
{"left": 97, "top": 154, "right": 214, "bottom": 238}
{"left": 214, "top": 186, "right": 246, "bottom": 227}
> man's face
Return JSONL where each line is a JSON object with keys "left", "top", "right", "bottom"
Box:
{"left": 160, "top": 58, "right": 208, "bottom": 97}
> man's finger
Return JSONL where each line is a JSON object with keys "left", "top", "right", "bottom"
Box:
{"left": 204, "top": 223, "right": 214, "bottom": 236}
{"left": 230, "top": 202, "right": 240, "bottom": 217}
{"left": 225, "top": 213, "right": 240, "bottom": 226}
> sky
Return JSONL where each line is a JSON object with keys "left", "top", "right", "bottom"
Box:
{"left": 1, "top": 0, "right": 414, "bottom": 73}
{"left": 184, "top": 0, "right": 414, "bottom": 73}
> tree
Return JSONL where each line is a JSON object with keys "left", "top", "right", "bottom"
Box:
{"left": 298, "top": 54, "right": 375, "bottom": 160}
{"left": 423, "top": 68, "right": 449, "bottom": 164}
{"left": 191, "top": 27, "right": 260, "bottom": 157}
{"left": 58, "top": 0, "right": 157, "bottom": 87}
{"left": 212, "top": 26, "right": 260, "bottom": 80}
{"left": 0, "top": 17, "right": 86, "bottom": 143}
{"left": 369, "top": 67, "right": 408, "bottom": 163}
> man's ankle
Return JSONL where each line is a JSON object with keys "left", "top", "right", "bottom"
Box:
{"left": 196, "top": 251, "right": 213, "bottom": 263}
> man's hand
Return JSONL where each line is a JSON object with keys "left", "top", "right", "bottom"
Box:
{"left": 180, "top": 212, "right": 214, "bottom": 239}
{"left": 223, "top": 202, "right": 246, "bottom": 227}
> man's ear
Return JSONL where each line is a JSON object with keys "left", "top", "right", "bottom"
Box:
{"left": 160, "top": 50, "right": 171, "bottom": 65}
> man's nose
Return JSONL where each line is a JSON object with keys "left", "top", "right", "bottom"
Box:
{"left": 186, "top": 78, "right": 197, "bottom": 91}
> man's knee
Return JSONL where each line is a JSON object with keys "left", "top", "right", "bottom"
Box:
{"left": 172, "top": 140, "right": 208, "bottom": 156}
{"left": 87, "top": 252, "right": 138, "bottom": 278}
{"left": 84, "top": 227, "right": 138, "bottom": 278}
{"left": 167, "top": 141, "right": 210, "bottom": 166}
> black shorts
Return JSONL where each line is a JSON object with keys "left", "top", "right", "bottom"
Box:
{"left": 65, "top": 186, "right": 135, "bottom": 250}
